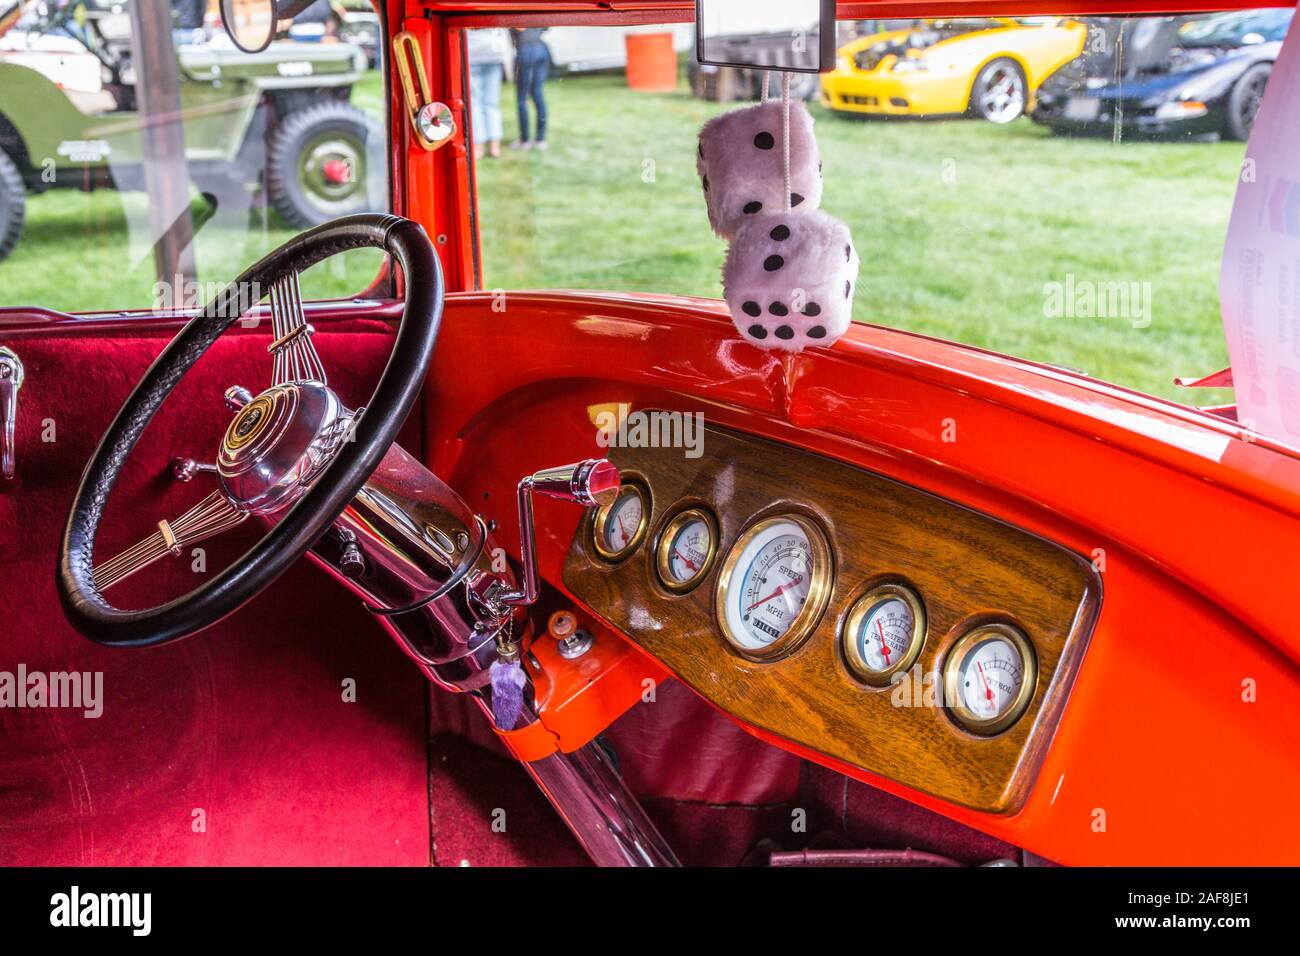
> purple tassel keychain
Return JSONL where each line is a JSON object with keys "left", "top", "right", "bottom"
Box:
{"left": 489, "top": 636, "right": 527, "bottom": 731}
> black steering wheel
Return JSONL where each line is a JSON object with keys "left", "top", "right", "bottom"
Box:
{"left": 57, "top": 214, "right": 443, "bottom": 648}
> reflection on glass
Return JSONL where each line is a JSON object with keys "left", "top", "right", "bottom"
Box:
{"left": 0, "top": 0, "right": 389, "bottom": 310}
{"left": 222, "top": 0, "right": 276, "bottom": 53}
{"left": 697, "top": 0, "right": 826, "bottom": 70}
{"left": 471, "top": 13, "right": 1277, "bottom": 405}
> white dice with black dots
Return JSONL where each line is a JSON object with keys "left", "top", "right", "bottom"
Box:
{"left": 723, "top": 209, "right": 860, "bottom": 352}
{"left": 697, "top": 100, "right": 824, "bottom": 241}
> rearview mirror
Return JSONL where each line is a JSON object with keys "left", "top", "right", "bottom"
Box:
{"left": 220, "top": 0, "right": 276, "bottom": 54}
{"left": 695, "top": 0, "right": 836, "bottom": 74}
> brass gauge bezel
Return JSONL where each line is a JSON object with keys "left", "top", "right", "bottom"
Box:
{"left": 841, "top": 582, "right": 927, "bottom": 687}
{"left": 942, "top": 623, "right": 1037, "bottom": 736}
{"left": 591, "top": 482, "right": 650, "bottom": 562}
{"left": 655, "top": 507, "right": 719, "bottom": 594}
{"left": 714, "top": 513, "right": 833, "bottom": 662}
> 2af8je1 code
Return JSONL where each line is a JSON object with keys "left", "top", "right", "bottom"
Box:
{"left": 1199, "top": 892, "right": 1248, "bottom": 907}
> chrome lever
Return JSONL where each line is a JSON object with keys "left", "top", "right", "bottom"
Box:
{"left": 171, "top": 457, "right": 218, "bottom": 482}
{"left": 224, "top": 385, "right": 253, "bottom": 411}
{"left": 498, "top": 459, "right": 621, "bottom": 611}
{"left": 0, "top": 347, "right": 24, "bottom": 481}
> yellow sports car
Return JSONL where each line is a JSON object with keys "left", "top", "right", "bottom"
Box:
{"left": 821, "top": 17, "right": 1088, "bottom": 123}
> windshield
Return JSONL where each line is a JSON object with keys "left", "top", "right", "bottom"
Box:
{"left": 466, "top": 13, "right": 1290, "bottom": 407}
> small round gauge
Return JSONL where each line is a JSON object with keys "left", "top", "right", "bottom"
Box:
{"left": 655, "top": 508, "right": 718, "bottom": 593}
{"left": 591, "top": 483, "right": 649, "bottom": 561}
{"left": 715, "top": 514, "right": 832, "bottom": 661}
{"left": 842, "top": 583, "right": 926, "bottom": 686}
{"left": 943, "top": 624, "right": 1037, "bottom": 736}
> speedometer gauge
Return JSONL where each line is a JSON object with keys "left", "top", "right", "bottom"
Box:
{"left": 715, "top": 514, "right": 832, "bottom": 661}
{"left": 655, "top": 507, "right": 718, "bottom": 593}
{"left": 943, "top": 623, "right": 1036, "bottom": 735}
{"left": 841, "top": 583, "right": 926, "bottom": 686}
{"left": 591, "top": 483, "right": 649, "bottom": 562}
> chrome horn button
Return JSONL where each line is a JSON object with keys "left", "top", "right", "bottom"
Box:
{"left": 217, "top": 382, "right": 349, "bottom": 515}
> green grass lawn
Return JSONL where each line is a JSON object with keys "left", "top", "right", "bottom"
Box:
{"left": 476, "top": 71, "right": 1242, "bottom": 403}
{"left": 2, "top": 66, "right": 1239, "bottom": 404}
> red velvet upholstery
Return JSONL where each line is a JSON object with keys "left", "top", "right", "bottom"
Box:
{"left": 602, "top": 679, "right": 802, "bottom": 806}
{"left": 0, "top": 321, "right": 433, "bottom": 865}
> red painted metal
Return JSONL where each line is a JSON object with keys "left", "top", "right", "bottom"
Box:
{"left": 420, "top": 292, "right": 1300, "bottom": 865}
{"left": 390, "top": 7, "right": 478, "bottom": 291}
{"left": 395, "top": 17, "right": 440, "bottom": 268}
{"left": 498, "top": 609, "right": 671, "bottom": 760}
{"left": 1176, "top": 367, "right": 1235, "bottom": 389}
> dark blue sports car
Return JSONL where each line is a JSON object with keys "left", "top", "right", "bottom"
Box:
{"left": 1032, "top": 10, "right": 1293, "bottom": 140}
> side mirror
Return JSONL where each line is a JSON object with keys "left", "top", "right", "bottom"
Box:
{"left": 220, "top": 0, "right": 276, "bottom": 54}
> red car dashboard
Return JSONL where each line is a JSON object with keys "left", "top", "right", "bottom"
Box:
{"left": 426, "top": 291, "right": 1300, "bottom": 866}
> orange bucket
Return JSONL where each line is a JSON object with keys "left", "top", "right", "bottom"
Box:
{"left": 625, "top": 32, "right": 678, "bottom": 93}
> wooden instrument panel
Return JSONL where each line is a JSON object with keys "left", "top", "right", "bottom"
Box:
{"left": 563, "top": 426, "right": 1100, "bottom": 813}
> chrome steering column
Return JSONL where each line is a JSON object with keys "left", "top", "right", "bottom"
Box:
{"left": 302, "top": 449, "right": 620, "bottom": 704}
{"left": 303, "top": 447, "right": 678, "bottom": 867}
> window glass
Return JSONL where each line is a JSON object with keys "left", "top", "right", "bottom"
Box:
{"left": 469, "top": 15, "right": 1276, "bottom": 404}
{"left": 0, "top": 0, "right": 388, "bottom": 312}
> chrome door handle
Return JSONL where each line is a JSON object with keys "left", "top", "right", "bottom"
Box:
{"left": 0, "top": 346, "right": 24, "bottom": 480}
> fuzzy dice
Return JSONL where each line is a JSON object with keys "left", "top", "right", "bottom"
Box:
{"left": 723, "top": 208, "right": 860, "bottom": 352}
{"left": 697, "top": 100, "right": 824, "bottom": 241}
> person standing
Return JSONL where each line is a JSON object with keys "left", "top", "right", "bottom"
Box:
{"left": 511, "top": 27, "right": 551, "bottom": 150}
{"left": 466, "top": 28, "right": 508, "bottom": 159}
{"left": 171, "top": 0, "right": 206, "bottom": 46}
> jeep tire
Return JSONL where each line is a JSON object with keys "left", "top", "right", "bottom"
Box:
{"left": 0, "top": 147, "right": 27, "bottom": 263}
{"left": 267, "top": 101, "right": 383, "bottom": 229}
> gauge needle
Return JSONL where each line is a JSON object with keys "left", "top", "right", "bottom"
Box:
{"left": 674, "top": 550, "right": 698, "bottom": 572}
{"left": 615, "top": 512, "right": 631, "bottom": 542}
{"left": 746, "top": 576, "right": 802, "bottom": 613}
{"left": 876, "top": 619, "right": 890, "bottom": 665}
{"left": 977, "top": 661, "right": 996, "bottom": 709}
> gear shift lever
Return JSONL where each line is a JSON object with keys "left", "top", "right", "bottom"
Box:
{"left": 500, "top": 459, "right": 621, "bottom": 610}
{"left": 477, "top": 459, "right": 620, "bottom": 731}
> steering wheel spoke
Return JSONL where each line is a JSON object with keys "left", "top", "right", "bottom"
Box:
{"left": 92, "top": 491, "right": 247, "bottom": 592}
{"left": 60, "top": 214, "right": 441, "bottom": 647}
{"left": 268, "top": 271, "right": 327, "bottom": 386}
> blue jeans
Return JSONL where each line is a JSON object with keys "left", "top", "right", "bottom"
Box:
{"left": 515, "top": 44, "right": 549, "bottom": 143}
{"left": 469, "top": 62, "right": 504, "bottom": 143}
